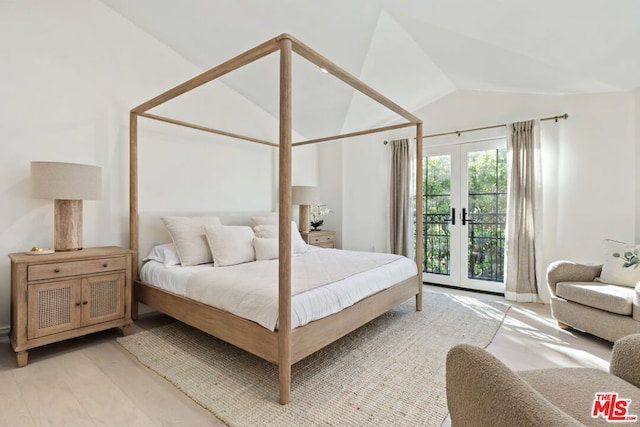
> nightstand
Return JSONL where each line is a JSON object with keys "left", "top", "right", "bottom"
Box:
{"left": 303, "top": 230, "right": 336, "bottom": 248}
{"left": 9, "top": 246, "right": 133, "bottom": 367}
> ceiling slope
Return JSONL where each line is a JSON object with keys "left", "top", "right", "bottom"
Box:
{"left": 100, "top": 0, "right": 640, "bottom": 138}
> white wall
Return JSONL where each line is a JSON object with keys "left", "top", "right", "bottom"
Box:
{"left": 551, "top": 93, "right": 636, "bottom": 260}
{"left": 0, "top": 0, "right": 316, "bottom": 331}
{"left": 317, "top": 142, "right": 343, "bottom": 247}
{"left": 340, "top": 90, "right": 639, "bottom": 303}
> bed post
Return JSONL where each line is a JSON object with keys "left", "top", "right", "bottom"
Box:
{"left": 278, "top": 35, "right": 293, "bottom": 405}
{"left": 129, "top": 111, "right": 139, "bottom": 320}
{"left": 415, "top": 122, "right": 423, "bottom": 311}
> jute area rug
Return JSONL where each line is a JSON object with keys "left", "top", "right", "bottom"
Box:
{"left": 118, "top": 291, "right": 509, "bottom": 426}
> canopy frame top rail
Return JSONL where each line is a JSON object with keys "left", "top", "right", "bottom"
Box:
{"left": 131, "top": 33, "right": 422, "bottom": 146}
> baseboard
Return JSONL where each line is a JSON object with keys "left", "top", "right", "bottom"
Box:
{"left": 0, "top": 325, "right": 10, "bottom": 336}
{"left": 503, "top": 291, "right": 542, "bottom": 303}
{"left": 424, "top": 282, "right": 505, "bottom": 297}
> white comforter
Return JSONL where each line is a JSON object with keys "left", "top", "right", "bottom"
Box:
{"left": 140, "top": 248, "right": 417, "bottom": 330}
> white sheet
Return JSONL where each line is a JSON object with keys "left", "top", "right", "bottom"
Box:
{"left": 140, "top": 247, "right": 417, "bottom": 330}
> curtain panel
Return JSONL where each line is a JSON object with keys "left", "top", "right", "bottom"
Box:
{"left": 505, "top": 120, "right": 542, "bottom": 302}
{"left": 389, "top": 139, "right": 411, "bottom": 257}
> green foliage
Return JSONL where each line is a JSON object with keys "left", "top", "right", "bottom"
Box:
{"left": 467, "top": 148, "right": 508, "bottom": 195}
{"left": 613, "top": 250, "right": 640, "bottom": 269}
{"left": 425, "top": 156, "right": 451, "bottom": 215}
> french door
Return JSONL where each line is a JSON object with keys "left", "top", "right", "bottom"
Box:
{"left": 422, "top": 138, "right": 507, "bottom": 293}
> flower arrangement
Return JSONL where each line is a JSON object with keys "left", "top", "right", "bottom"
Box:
{"left": 310, "top": 204, "right": 333, "bottom": 231}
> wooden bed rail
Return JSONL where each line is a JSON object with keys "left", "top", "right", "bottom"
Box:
{"left": 293, "top": 122, "right": 416, "bottom": 146}
{"left": 138, "top": 112, "right": 278, "bottom": 147}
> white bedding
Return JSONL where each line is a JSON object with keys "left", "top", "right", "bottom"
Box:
{"left": 140, "top": 247, "right": 417, "bottom": 330}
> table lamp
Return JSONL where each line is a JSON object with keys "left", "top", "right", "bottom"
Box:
{"left": 31, "top": 161, "right": 102, "bottom": 251}
{"left": 292, "top": 186, "right": 320, "bottom": 234}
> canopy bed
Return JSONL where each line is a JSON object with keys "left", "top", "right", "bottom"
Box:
{"left": 129, "top": 34, "right": 424, "bottom": 404}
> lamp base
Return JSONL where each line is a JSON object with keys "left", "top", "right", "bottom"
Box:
{"left": 298, "top": 205, "right": 311, "bottom": 234}
{"left": 54, "top": 200, "right": 83, "bottom": 251}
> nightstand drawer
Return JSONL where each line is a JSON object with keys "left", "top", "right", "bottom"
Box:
{"left": 28, "top": 257, "right": 127, "bottom": 281}
{"left": 309, "top": 234, "right": 335, "bottom": 245}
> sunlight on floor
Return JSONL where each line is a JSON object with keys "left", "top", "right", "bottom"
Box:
{"left": 448, "top": 293, "right": 509, "bottom": 321}
{"left": 425, "top": 284, "right": 613, "bottom": 373}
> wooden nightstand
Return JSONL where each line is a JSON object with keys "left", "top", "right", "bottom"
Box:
{"left": 303, "top": 230, "right": 336, "bottom": 248}
{"left": 9, "top": 246, "right": 133, "bottom": 367}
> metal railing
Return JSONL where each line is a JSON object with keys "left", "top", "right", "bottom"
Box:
{"left": 422, "top": 212, "right": 505, "bottom": 282}
{"left": 466, "top": 212, "right": 505, "bottom": 282}
{"left": 423, "top": 212, "right": 451, "bottom": 275}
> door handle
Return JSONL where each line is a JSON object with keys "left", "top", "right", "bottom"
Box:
{"left": 462, "top": 208, "right": 474, "bottom": 226}
{"left": 445, "top": 208, "right": 456, "bottom": 225}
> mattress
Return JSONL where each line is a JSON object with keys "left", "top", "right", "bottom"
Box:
{"left": 140, "top": 247, "right": 418, "bottom": 330}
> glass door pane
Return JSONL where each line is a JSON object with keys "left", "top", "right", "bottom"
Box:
{"left": 425, "top": 154, "right": 451, "bottom": 275}
{"left": 460, "top": 140, "right": 507, "bottom": 293}
{"left": 422, "top": 146, "right": 460, "bottom": 286}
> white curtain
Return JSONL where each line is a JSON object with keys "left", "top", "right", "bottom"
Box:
{"left": 505, "top": 120, "right": 542, "bottom": 302}
{"left": 389, "top": 139, "right": 412, "bottom": 257}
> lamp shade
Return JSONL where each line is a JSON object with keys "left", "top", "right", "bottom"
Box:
{"left": 31, "top": 161, "right": 102, "bottom": 200}
{"left": 291, "top": 186, "right": 319, "bottom": 205}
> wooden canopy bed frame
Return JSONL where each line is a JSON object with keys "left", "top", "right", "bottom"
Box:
{"left": 129, "top": 33, "right": 424, "bottom": 404}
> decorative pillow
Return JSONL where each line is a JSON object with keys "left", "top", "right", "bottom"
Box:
{"left": 253, "top": 237, "right": 279, "bottom": 261}
{"left": 161, "top": 216, "right": 222, "bottom": 266}
{"left": 204, "top": 225, "right": 256, "bottom": 267}
{"left": 251, "top": 214, "right": 279, "bottom": 227}
{"left": 253, "top": 221, "right": 308, "bottom": 254}
{"left": 598, "top": 239, "right": 640, "bottom": 287}
{"left": 143, "top": 243, "right": 181, "bottom": 267}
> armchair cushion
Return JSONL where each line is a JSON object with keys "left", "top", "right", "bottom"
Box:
{"left": 556, "top": 282, "right": 635, "bottom": 315}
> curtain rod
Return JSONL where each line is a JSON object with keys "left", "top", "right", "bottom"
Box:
{"left": 384, "top": 113, "right": 568, "bottom": 144}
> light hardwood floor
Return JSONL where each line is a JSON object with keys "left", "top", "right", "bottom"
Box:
{"left": 0, "top": 285, "right": 613, "bottom": 426}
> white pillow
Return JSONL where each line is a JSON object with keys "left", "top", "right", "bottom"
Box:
{"left": 253, "top": 221, "right": 308, "bottom": 254}
{"left": 161, "top": 216, "right": 222, "bottom": 266}
{"left": 253, "top": 237, "right": 279, "bottom": 261}
{"left": 204, "top": 225, "right": 256, "bottom": 267}
{"left": 598, "top": 239, "right": 640, "bottom": 287}
{"left": 143, "top": 243, "right": 181, "bottom": 267}
{"left": 251, "top": 214, "right": 279, "bottom": 227}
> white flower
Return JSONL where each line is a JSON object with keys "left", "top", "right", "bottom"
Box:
{"left": 310, "top": 204, "right": 333, "bottom": 223}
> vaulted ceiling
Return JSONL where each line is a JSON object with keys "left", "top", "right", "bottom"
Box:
{"left": 100, "top": 0, "right": 640, "bottom": 139}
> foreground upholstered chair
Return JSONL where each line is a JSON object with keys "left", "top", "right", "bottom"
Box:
{"left": 446, "top": 334, "right": 640, "bottom": 426}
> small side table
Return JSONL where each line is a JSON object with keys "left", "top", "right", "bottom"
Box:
{"left": 303, "top": 230, "right": 336, "bottom": 248}
{"left": 9, "top": 246, "right": 133, "bottom": 367}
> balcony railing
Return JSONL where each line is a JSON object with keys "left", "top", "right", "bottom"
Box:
{"left": 422, "top": 212, "right": 505, "bottom": 282}
{"left": 423, "top": 212, "right": 451, "bottom": 276}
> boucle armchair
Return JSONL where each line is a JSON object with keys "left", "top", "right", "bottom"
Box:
{"left": 446, "top": 334, "right": 640, "bottom": 426}
{"left": 547, "top": 260, "right": 640, "bottom": 342}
